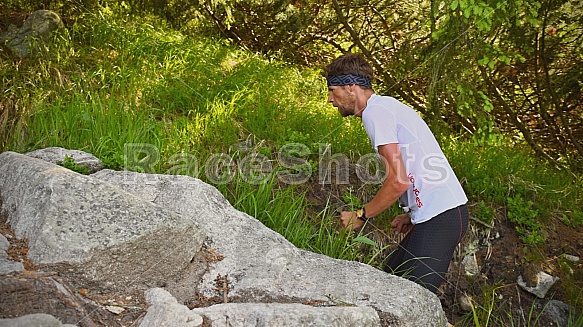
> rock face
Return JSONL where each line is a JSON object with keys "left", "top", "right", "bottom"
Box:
{"left": 0, "top": 149, "right": 448, "bottom": 326}
{"left": 0, "top": 10, "right": 64, "bottom": 58}
{"left": 93, "top": 169, "right": 447, "bottom": 326}
{"left": 0, "top": 151, "right": 205, "bottom": 291}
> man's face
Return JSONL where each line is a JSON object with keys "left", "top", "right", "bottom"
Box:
{"left": 328, "top": 85, "right": 356, "bottom": 117}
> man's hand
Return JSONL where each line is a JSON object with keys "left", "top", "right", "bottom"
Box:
{"left": 391, "top": 213, "right": 413, "bottom": 234}
{"left": 339, "top": 211, "right": 365, "bottom": 230}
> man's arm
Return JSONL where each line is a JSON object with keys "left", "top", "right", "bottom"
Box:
{"left": 340, "top": 143, "right": 410, "bottom": 230}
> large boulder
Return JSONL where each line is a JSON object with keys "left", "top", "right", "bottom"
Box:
{"left": 93, "top": 169, "right": 447, "bottom": 326}
{"left": 0, "top": 148, "right": 448, "bottom": 326}
{"left": 0, "top": 151, "right": 205, "bottom": 291}
{"left": 1, "top": 10, "right": 64, "bottom": 58}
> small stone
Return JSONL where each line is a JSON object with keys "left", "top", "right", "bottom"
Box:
{"left": 560, "top": 254, "right": 579, "bottom": 263}
{"left": 517, "top": 271, "right": 559, "bottom": 298}
{"left": 462, "top": 254, "right": 480, "bottom": 276}
{"left": 459, "top": 294, "right": 473, "bottom": 312}
{"left": 106, "top": 305, "right": 125, "bottom": 314}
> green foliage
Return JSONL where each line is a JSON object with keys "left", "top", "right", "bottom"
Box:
{"left": 569, "top": 312, "right": 583, "bottom": 327}
{"left": 3, "top": 3, "right": 580, "bottom": 249}
{"left": 467, "top": 283, "right": 500, "bottom": 327}
{"left": 473, "top": 201, "right": 495, "bottom": 226}
{"left": 216, "top": 173, "right": 314, "bottom": 249}
{"left": 461, "top": 282, "right": 546, "bottom": 326}
{"left": 56, "top": 155, "right": 91, "bottom": 175}
{"left": 341, "top": 189, "right": 362, "bottom": 209}
{"left": 2, "top": 11, "right": 583, "bottom": 322}
{"left": 557, "top": 255, "right": 583, "bottom": 311}
{"left": 562, "top": 210, "right": 583, "bottom": 228}
{"left": 506, "top": 195, "right": 545, "bottom": 245}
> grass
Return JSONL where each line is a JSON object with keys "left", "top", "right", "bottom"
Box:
{"left": 1, "top": 6, "right": 582, "bottom": 326}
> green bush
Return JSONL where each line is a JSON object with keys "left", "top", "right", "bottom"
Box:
{"left": 506, "top": 195, "right": 545, "bottom": 245}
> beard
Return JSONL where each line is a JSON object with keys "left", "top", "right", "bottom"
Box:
{"left": 338, "top": 106, "right": 353, "bottom": 117}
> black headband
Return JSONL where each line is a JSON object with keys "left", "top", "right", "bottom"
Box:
{"left": 327, "top": 74, "right": 372, "bottom": 88}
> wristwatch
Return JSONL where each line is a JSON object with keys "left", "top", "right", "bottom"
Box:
{"left": 355, "top": 208, "right": 369, "bottom": 222}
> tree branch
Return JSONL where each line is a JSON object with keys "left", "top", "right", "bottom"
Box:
{"left": 330, "top": 0, "right": 426, "bottom": 113}
{"left": 479, "top": 66, "right": 575, "bottom": 176}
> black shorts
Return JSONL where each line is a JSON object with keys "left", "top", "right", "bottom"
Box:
{"left": 384, "top": 204, "right": 469, "bottom": 293}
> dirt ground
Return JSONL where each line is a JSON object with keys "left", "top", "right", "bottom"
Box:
{"left": 440, "top": 215, "right": 583, "bottom": 326}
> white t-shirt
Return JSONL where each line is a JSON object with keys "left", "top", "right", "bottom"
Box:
{"left": 361, "top": 94, "right": 468, "bottom": 224}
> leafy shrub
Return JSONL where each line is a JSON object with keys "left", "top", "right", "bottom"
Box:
{"left": 473, "top": 200, "right": 495, "bottom": 225}
{"left": 506, "top": 195, "right": 545, "bottom": 245}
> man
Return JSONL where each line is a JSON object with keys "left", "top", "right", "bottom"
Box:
{"left": 324, "top": 53, "right": 468, "bottom": 294}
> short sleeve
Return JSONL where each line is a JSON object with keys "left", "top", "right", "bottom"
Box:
{"left": 362, "top": 105, "right": 398, "bottom": 151}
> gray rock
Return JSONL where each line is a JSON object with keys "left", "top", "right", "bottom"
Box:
{"left": 93, "top": 170, "right": 447, "bottom": 327}
{"left": 139, "top": 288, "right": 204, "bottom": 327}
{"left": 0, "top": 313, "right": 75, "bottom": 327}
{"left": 192, "top": 303, "right": 382, "bottom": 327}
{"left": 146, "top": 287, "right": 181, "bottom": 305}
{"left": 543, "top": 300, "right": 577, "bottom": 327}
{"left": 0, "top": 258, "right": 24, "bottom": 275}
{"left": 458, "top": 294, "right": 473, "bottom": 312}
{"left": 1, "top": 10, "right": 63, "bottom": 58}
{"left": 0, "top": 234, "right": 24, "bottom": 274}
{"left": 462, "top": 254, "right": 479, "bottom": 276}
{"left": 517, "top": 271, "right": 559, "bottom": 298}
{"left": 26, "top": 147, "right": 104, "bottom": 173}
{"left": 0, "top": 151, "right": 205, "bottom": 291}
{"left": 560, "top": 254, "right": 580, "bottom": 263}
{"left": 0, "top": 234, "right": 9, "bottom": 255}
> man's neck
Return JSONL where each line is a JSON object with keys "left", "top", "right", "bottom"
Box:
{"left": 355, "top": 89, "right": 375, "bottom": 117}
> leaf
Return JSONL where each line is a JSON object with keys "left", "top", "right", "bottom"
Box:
{"left": 353, "top": 236, "right": 378, "bottom": 247}
{"left": 450, "top": 0, "right": 459, "bottom": 10}
{"left": 473, "top": 5, "right": 483, "bottom": 16}
{"left": 477, "top": 20, "right": 488, "bottom": 32}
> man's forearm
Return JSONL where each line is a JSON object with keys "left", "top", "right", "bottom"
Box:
{"left": 363, "top": 174, "right": 409, "bottom": 218}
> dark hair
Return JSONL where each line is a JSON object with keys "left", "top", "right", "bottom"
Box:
{"left": 323, "top": 53, "right": 374, "bottom": 80}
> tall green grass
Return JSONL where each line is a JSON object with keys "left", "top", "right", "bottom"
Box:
{"left": 3, "top": 3, "right": 581, "bottom": 251}
{"left": 2, "top": 7, "right": 582, "bottom": 324}
{"left": 0, "top": 8, "right": 376, "bottom": 263}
